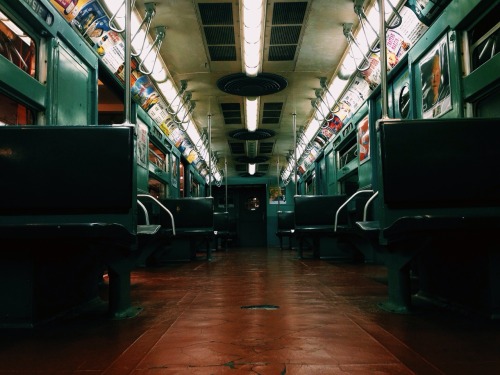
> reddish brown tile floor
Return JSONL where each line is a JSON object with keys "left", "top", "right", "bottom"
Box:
{"left": 1, "top": 247, "right": 500, "bottom": 374}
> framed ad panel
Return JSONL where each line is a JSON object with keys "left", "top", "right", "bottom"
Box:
{"left": 357, "top": 115, "right": 370, "bottom": 165}
{"left": 418, "top": 34, "right": 452, "bottom": 119}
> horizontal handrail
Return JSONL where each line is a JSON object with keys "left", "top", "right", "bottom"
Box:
{"left": 334, "top": 190, "right": 374, "bottom": 232}
{"left": 137, "top": 194, "right": 176, "bottom": 235}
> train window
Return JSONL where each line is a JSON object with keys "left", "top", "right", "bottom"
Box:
{"left": 179, "top": 163, "right": 184, "bottom": 196}
{"left": 469, "top": 4, "right": 499, "bottom": 72}
{"left": 245, "top": 197, "right": 260, "bottom": 211}
{"left": 97, "top": 79, "right": 124, "bottom": 124}
{"left": 0, "top": 11, "right": 36, "bottom": 78}
{"left": 305, "top": 171, "right": 316, "bottom": 195}
{"left": 0, "top": 92, "right": 35, "bottom": 125}
{"left": 338, "top": 173, "right": 359, "bottom": 196}
{"left": 191, "top": 179, "right": 200, "bottom": 197}
{"left": 148, "top": 177, "right": 166, "bottom": 199}
{"left": 475, "top": 89, "right": 500, "bottom": 118}
{"left": 398, "top": 84, "right": 410, "bottom": 119}
{"left": 338, "top": 142, "right": 357, "bottom": 169}
{"left": 149, "top": 142, "right": 166, "bottom": 171}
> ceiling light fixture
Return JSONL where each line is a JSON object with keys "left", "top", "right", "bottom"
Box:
{"left": 248, "top": 163, "right": 256, "bottom": 176}
{"left": 245, "top": 96, "right": 259, "bottom": 132}
{"left": 241, "top": 0, "right": 265, "bottom": 77}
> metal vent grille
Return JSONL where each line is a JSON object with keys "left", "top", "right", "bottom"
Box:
{"left": 199, "top": 3, "right": 236, "bottom": 61}
{"left": 229, "top": 128, "right": 276, "bottom": 140}
{"left": 270, "top": 26, "right": 302, "bottom": 45}
{"left": 269, "top": 45, "right": 297, "bottom": 61}
{"left": 198, "top": 3, "right": 233, "bottom": 25}
{"left": 208, "top": 46, "right": 236, "bottom": 61}
{"left": 246, "top": 140, "right": 257, "bottom": 158}
{"left": 258, "top": 164, "right": 269, "bottom": 172}
{"left": 204, "top": 27, "right": 235, "bottom": 45}
{"left": 217, "top": 73, "right": 288, "bottom": 96}
{"left": 259, "top": 142, "right": 274, "bottom": 154}
{"left": 272, "top": 2, "right": 307, "bottom": 24}
{"left": 235, "top": 164, "right": 247, "bottom": 172}
{"left": 229, "top": 142, "right": 245, "bottom": 154}
{"left": 221, "top": 103, "right": 241, "bottom": 125}
{"left": 268, "top": 2, "right": 308, "bottom": 62}
{"left": 262, "top": 102, "right": 283, "bottom": 124}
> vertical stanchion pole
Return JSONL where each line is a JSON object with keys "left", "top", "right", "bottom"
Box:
{"left": 208, "top": 114, "right": 212, "bottom": 197}
{"left": 293, "top": 112, "right": 298, "bottom": 196}
{"left": 124, "top": 0, "right": 132, "bottom": 125}
{"left": 379, "top": 0, "right": 389, "bottom": 120}
{"left": 276, "top": 156, "right": 280, "bottom": 210}
{"left": 224, "top": 158, "right": 228, "bottom": 212}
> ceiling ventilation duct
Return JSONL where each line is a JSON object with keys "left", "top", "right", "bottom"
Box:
{"left": 216, "top": 73, "right": 288, "bottom": 97}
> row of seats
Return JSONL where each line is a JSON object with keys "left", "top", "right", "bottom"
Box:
{"left": 276, "top": 118, "right": 500, "bottom": 318}
{"left": 276, "top": 193, "right": 372, "bottom": 261}
{"left": 136, "top": 196, "right": 236, "bottom": 264}
{"left": 0, "top": 125, "right": 238, "bottom": 327}
{"left": 0, "top": 125, "right": 144, "bottom": 327}
{"left": 356, "top": 118, "right": 500, "bottom": 316}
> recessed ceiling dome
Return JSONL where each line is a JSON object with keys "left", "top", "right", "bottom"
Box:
{"left": 236, "top": 156, "right": 269, "bottom": 164}
{"left": 229, "top": 129, "right": 275, "bottom": 140}
{"left": 217, "top": 73, "right": 288, "bottom": 96}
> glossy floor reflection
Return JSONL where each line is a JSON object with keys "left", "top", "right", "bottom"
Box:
{"left": 1, "top": 247, "right": 500, "bottom": 374}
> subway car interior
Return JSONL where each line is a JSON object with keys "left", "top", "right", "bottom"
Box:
{"left": 1, "top": 0, "right": 500, "bottom": 373}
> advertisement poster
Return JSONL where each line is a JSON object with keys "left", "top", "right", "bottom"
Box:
{"left": 343, "top": 76, "right": 370, "bottom": 114}
{"left": 50, "top": 0, "right": 92, "bottom": 22}
{"left": 386, "top": 2, "right": 430, "bottom": 69}
{"left": 147, "top": 100, "right": 169, "bottom": 125}
{"left": 361, "top": 53, "right": 382, "bottom": 90}
{"left": 419, "top": 35, "right": 451, "bottom": 118}
{"left": 357, "top": 116, "right": 370, "bottom": 164}
{"left": 72, "top": 1, "right": 124, "bottom": 73}
{"left": 349, "top": 75, "right": 372, "bottom": 104}
{"left": 320, "top": 114, "right": 343, "bottom": 140}
{"left": 137, "top": 121, "right": 148, "bottom": 168}
{"left": 131, "top": 74, "right": 161, "bottom": 113}
{"left": 171, "top": 155, "right": 178, "bottom": 188}
{"left": 269, "top": 186, "right": 286, "bottom": 205}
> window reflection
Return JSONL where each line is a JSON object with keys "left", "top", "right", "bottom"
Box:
{"left": 148, "top": 177, "right": 166, "bottom": 199}
{"left": 148, "top": 142, "right": 166, "bottom": 171}
{"left": 0, "top": 11, "right": 36, "bottom": 78}
{"left": 246, "top": 197, "right": 260, "bottom": 211}
{"left": 469, "top": 5, "right": 499, "bottom": 72}
{"left": 0, "top": 92, "right": 35, "bottom": 125}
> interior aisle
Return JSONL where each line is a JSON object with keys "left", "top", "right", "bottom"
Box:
{"left": 0, "top": 247, "right": 499, "bottom": 374}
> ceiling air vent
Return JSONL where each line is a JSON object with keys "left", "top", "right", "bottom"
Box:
{"left": 235, "top": 164, "right": 247, "bottom": 172}
{"left": 228, "top": 128, "right": 276, "bottom": 141}
{"left": 198, "top": 3, "right": 236, "bottom": 61}
{"left": 262, "top": 102, "right": 283, "bottom": 125}
{"left": 268, "top": 2, "right": 308, "bottom": 62}
{"left": 229, "top": 141, "right": 245, "bottom": 154}
{"left": 220, "top": 103, "right": 242, "bottom": 125}
{"left": 259, "top": 142, "right": 274, "bottom": 154}
{"left": 258, "top": 164, "right": 269, "bottom": 173}
{"left": 217, "top": 73, "right": 288, "bottom": 96}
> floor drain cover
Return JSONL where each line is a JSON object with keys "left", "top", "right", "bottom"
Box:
{"left": 241, "top": 305, "right": 280, "bottom": 310}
